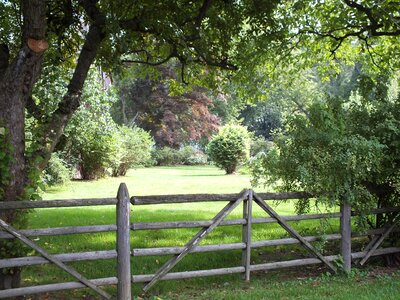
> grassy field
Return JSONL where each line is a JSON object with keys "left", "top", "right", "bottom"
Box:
{"left": 42, "top": 165, "right": 267, "bottom": 199}
{"left": 19, "top": 166, "right": 396, "bottom": 299}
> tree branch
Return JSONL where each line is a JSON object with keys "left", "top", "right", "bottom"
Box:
{"left": 343, "top": 0, "right": 377, "bottom": 26}
{"left": 195, "top": 0, "right": 212, "bottom": 29}
{"left": 122, "top": 46, "right": 178, "bottom": 67}
{"left": 342, "top": 0, "right": 400, "bottom": 37}
{"left": 193, "top": 47, "right": 237, "bottom": 71}
{"left": 30, "top": 0, "right": 107, "bottom": 171}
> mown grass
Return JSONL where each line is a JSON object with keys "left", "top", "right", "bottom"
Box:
{"left": 165, "top": 269, "right": 400, "bottom": 300}
{"left": 18, "top": 166, "right": 391, "bottom": 299}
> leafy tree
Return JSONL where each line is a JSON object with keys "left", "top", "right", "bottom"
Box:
{"left": 289, "top": 0, "right": 400, "bottom": 70}
{"left": 115, "top": 65, "right": 220, "bottom": 148}
{"left": 251, "top": 71, "right": 400, "bottom": 221}
{"left": 0, "top": 0, "right": 284, "bottom": 287}
{"left": 61, "top": 70, "right": 119, "bottom": 180}
{"left": 110, "top": 125, "right": 154, "bottom": 177}
{"left": 240, "top": 101, "right": 282, "bottom": 140}
{"left": 207, "top": 124, "right": 251, "bottom": 174}
{"left": 43, "top": 152, "right": 72, "bottom": 187}
{"left": 0, "top": 0, "right": 398, "bottom": 289}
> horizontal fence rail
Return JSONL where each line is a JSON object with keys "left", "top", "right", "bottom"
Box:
{"left": 0, "top": 186, "right": 127, "bottom": 300}
{"left": 131, "top": 191, "right": 311, "bottom": 205}
{"left": 2, "top": 222, "right": 398, "bottom": 269}
{"left": 128, "top": 193, "right": 400, "bottom": 291}
{"left": 0, "top": 224, "right": 117, "bottom": 239}
{"left": 0, "top": 198, "right": 117, "bottom": 210}
{"left": 1, "top": 186, "right": 400, "bottom": 299}
{"left": 130, "top": 247, "right": 400, "bottom": 283}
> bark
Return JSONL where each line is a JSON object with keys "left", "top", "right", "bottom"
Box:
{"left": 30, "top": 0, "right": 106, "bottom": 172}
{"left": 0, "top": 0, "right": 47, "bottom": 292}
{"left": 225, "top": 164, "right": 237, "bottom": 175}
{"left": 0, "top": 0, "right": 46, "bottom": 215}
{"left": 0, "top": 0, "right": 106, "bottom": 291}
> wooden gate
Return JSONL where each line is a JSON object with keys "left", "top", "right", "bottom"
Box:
{"left": 138, "top": 190, "right": 341, "bottom": 291}
{"left": 1, "top": 185, "right": 400, "bottom": 299}
{"left": 130, "top": 190, "right": 400, "bottom": 292}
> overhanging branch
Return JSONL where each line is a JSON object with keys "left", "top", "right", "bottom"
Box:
{"left": 29, "top": 0, "right": 107, "bottom": 171}
{"left": 342, "top": 0, "right": 400, "bottom": 37}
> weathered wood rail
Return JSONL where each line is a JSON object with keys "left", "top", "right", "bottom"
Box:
{"left": 0, "top": 184, "right": 399, "bottom": 299}
{"left": 0, "top": 184, "right": 129, "bottom": 300}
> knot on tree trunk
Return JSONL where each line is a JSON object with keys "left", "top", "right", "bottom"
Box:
{"left": 27, "top": 38, "right": 48, "bottom": 53}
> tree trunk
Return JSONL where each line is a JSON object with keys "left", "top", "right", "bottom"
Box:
{"left": 225, "top": 164, "right": 237, "bottom": 174}
{"left": 0, "top": 0, "right": 47, "bottom": 291}
{"left": 0, "top": 78, "right": 28, "bottom": 292}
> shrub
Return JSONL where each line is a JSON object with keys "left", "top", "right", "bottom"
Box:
{"left": 151, "top": 147, "right": 182, "bottom": 166}
{"left": 111, "top": 126, "right": 154, "bottom": 177}
{"left": 79, "top": 133, "right": 117, "bottom": 180}
{"left": 151, "top": 146, "right": 208, "bottom": 166}
{"left": 61, "top": 69, "right": 121, "bottom": 180}
{"left": 180, "top": 146, "right": 208, "bottom": 165}
{"left": 207, "top": 124, "right": 251, "bottom": 174}
{"left": 43, "top": 152, "right": 71, "bottom": 186}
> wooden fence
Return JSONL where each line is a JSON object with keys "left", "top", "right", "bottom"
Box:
{"left": 0, "top": 183, "right": 400, "bottom": 299}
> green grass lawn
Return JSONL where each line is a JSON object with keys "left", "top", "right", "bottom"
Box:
{"left": 42, "top": 165, "right": 268, "bottom": 199}
{"left": 18, "top": 166, "right": 395, "bottom": 299}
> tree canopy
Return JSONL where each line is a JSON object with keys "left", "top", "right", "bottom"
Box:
{"left": 0, "top": 0, "right": 282, "bottom": 288}
{"left": 0, "top": 0, "right": 399, "bottom": 288}
{"left": 114, "top": 65, "right": 220, "bottom": 148}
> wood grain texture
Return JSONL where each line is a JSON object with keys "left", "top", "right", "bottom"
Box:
{"left": 116, "top": 183, "right": 131, "bottom": 300}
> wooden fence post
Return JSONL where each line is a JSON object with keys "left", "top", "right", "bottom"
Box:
{"left": 340, "top": 200, "right": 351, "bottom": 273}
{"left": 241, "top": 190, "right": 252, "bottom": 281}
{"left": 117, "top": 183, "right": 132, "bottom": 300}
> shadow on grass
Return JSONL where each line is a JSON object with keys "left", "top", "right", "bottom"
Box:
{"left": 22, "top": 203, "right": 343, "bottom": 298}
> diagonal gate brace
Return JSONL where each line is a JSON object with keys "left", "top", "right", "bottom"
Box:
{"left": 0, "top": 218, "right": 112, "bottom": 300}
{"left": 142, "top": 190, "right": 249, "bottom": 292}
{"left": 252, "top": 192, "right": 337, "bottom": 273}
{"left": 359, "top": 215, "right": 400, "bottom": 266}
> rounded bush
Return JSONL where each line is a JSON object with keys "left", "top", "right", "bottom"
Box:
{"left": 207, "top": 124, "right": 251, "bottom": 174}
{"left": 80, "top": 133, "right": 117, "bottom": 180}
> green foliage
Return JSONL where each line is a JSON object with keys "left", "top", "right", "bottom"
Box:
{"left": 180, "top": 146, "right": 208, "bottom": 166}
{"left": 250, "top": 136, "right": 274, "bottom": 157}
{"left": 111, "top": 126, "right": 154, "bottom": 177}
{"left": 251, "top": 72, "right": 400, "bottom": 213}
{"left": 0, "top": 126, "right": 32, "bottom": 273}
{"left": 63, "top": 70, "right": 119, "bottom": 180}
{"left": 79, "top": 131, "right": 118, "bottom": 180}
{"left": 151, "top": 146, "right": 208, "bottom": 166}
{"left": 151, "top": 147, "right": 182, "bottom": 166}
{"left": 43, "top": 152, "right": 72, "bottom": 186}
{"left": 207, "top": 124, "right": 251, "bottom": 174}
{"left": 241, "top": 101, "right": 282, "bottom": 140}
